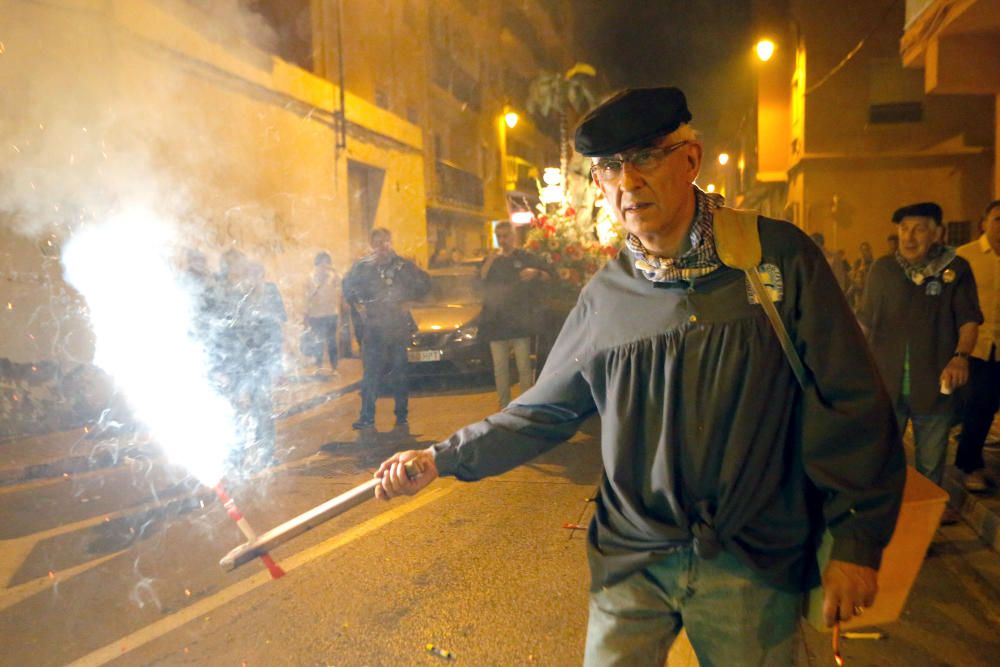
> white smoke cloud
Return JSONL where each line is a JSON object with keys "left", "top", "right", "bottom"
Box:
{"left": 0, "top": 0, "right": 286, "bottom": 479}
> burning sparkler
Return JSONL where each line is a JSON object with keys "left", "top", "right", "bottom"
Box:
{"left": 61, "top": 210, "right": 284, "bottom": 577}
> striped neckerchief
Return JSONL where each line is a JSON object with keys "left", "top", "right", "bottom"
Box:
{"left": 625, "top": 186, "right": 725, "bottom": 284}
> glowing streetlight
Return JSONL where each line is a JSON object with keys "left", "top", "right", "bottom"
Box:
{"left": 705, "top": 183, "right": 716, "bottom": 193}
{"left": 756, "top": 39, "right": 775, "bottom": 62}
{"left": 718, "top": 152, "right": 730, "bottom": 166}
{"left": 504, "top": 111, "right": 519, "bottom": 129}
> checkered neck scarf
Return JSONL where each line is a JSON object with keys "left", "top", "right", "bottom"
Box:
{"left": 625, "top": 186, "right": 725, "bottom": 283}
{"left": 894, "top": 244, "right": 956, "bottom": 284}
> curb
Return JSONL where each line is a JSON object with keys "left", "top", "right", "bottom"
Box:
{"left": 0, "top": 380, "right": 361, "bottom": 487}
{"left": 944, "top": 468, "right": 1000, "bottom": 553}
{"left": 275, "top": 380, "right": 361, "bottom": 419}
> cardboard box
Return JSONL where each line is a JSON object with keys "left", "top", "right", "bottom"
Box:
{"left": 668, "top": 467, "right": 946, "bottom": 664}
{"left": 805, "top": 466, "right": 948, "bottom": 631}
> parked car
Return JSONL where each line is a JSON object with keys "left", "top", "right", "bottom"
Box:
{"left": 406, "top": 265, "right": 491, "bottom": 376}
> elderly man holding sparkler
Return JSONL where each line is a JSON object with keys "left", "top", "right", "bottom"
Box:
{"left": 374, "top": 88, "right": 905, "bottom": 666}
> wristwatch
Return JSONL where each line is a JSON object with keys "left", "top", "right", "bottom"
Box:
{"left": 952, "top": 352, "right": 971, "bottom": 359}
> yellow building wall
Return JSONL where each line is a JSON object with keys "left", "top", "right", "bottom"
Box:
{"left": 0, "top": 0, "right": 425, "bottom": 365}
{"left": 778, "top": 0, "right": 995, "bottom": 263}
{"left": 792, "top": 156, "right": 992, "bottom": 260}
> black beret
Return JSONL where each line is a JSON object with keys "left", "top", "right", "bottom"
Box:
{"left": 892, "top": 202, "right": 942, "bottom": 225}
{"left": 574, "top": 87, "right": 692, "bottom": 157}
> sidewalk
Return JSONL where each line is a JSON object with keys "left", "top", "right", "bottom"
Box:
{"left": 0, "top": 359, "right": 362, "bottom": 485}
{"left": 944, "top": 444, "right": 1000, "bottom": 552}
{"left": 902, "top": 425, "right": 1000, "bottom": 553}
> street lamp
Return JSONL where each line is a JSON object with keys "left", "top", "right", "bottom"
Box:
{"left": 718, "top": 152, "right": 730, "bottom": 166}
{"left": 504, "top": 111, "right": 519, "bottom": 129}
{"left": 755, "top": 39, "right": 775, "bottom": 62}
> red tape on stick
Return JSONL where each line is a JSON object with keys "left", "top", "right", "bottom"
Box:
{"left": 260, "top": 554, "right": 286, "bottom": 579}
{"left": 214, "top": 483, "right": 285, "bottom": 579}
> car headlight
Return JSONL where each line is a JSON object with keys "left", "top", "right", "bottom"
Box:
{"left": 451, "top": 326, "right": 478, "bottom": 342}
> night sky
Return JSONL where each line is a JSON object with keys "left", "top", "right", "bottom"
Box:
{"left": 574, "top": 0, "right": 755, "bottom": 147}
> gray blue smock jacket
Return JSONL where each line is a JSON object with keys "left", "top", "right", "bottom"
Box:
{"left": 433, "top": 216, "right": 905, "bottom": 592}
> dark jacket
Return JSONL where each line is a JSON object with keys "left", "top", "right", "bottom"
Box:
{"left": 432, "top": 216, "right": 905, "bottom": 592}
{"left": 479, "top": 249, "right": 553, "bottom": 341}
{"left": 859, "top": 253, "right": 982, "bottom": 414}
{"left": 343, "top": 254, "right": 431, "bottom": 338}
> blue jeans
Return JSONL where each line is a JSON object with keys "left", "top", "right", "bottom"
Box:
{"left": 584, "top": 547, "right": 800, "bottom": 667}
{"left": 895, "top": 395, "right": 952, "bottom": 485}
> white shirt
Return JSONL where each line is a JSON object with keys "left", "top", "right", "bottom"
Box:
{"left": 305, "top": 268, "right": 342, "bottom": 318}
{"left": 956, "top": 234, "right": 999, "bottom": 360}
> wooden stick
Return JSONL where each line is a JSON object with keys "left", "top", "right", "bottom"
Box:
{"left": 219, "top": 460, "right": 418, "bottom": 572}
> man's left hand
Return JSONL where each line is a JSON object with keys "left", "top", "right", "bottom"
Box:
{"left": 940, "top": 356, "right": 970, "bottom": 391}
{"left": 821, "top": 560, "right": 878, "bottom": 627}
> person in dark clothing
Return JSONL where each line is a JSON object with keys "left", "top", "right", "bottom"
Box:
{"left": 859, "top": 202, "right": 981, "bottom": 503}
{"left": 343, "top": 227, "right": 430, "bottom": 430}
{"left": 372, "top": 88, "right": 905, "bottom": 666}
{"left": 239, "top": 261, "right": 286, "bottom": 468}
{"left": 213, "top": 251, "right": 287, "bottom": 473}
{"left": 480, "top": 221, "right": 553, "bottom": 407}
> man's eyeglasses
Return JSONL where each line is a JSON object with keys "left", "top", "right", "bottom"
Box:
{"left": 591, "top": 140, "right": 690, "bottom": 183}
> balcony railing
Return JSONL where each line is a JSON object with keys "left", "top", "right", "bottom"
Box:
{"left": 436, "top": 160, "right": 484, "bottom": 208}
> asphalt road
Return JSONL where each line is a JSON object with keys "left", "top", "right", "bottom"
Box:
{"left": 0, "top": 382, "right": 599, "bottom": 666}
{"left": 1, "top": 382, "right": 999, "bottom": 666}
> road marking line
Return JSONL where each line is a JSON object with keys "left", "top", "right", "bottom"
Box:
{"left": 0, "top": 550, "right": 125, "bottom": 611}
{"left": 67, "top": 482, "right": 455, "bottom": 667}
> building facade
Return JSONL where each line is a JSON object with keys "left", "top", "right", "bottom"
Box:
{"left": 302, "top": 0, "right": 575, "bottom": 257}
{"left": 736, "top": 0, "right": 994, "bottom": 260}
{"left": 901, "top": 0, "right": 1000, "bottom": 200}
{"left": 0, "top": 0, "right": 426, "bottom": 433}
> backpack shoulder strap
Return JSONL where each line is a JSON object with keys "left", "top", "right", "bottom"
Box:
{"left": 713, "top": 206, "right": 763, "bottom": 271}
{"left": 713, "top": 206, "right": 809, "bottom": 389}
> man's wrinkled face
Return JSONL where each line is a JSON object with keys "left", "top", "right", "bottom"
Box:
{"left": 371, "top": 232, "right": 392, "bottom": 260}
{"left": 897, "top": 216, "right": 941, "bottom": 263}
{"left": 984, "top": 206, "right": 1000, "bottom": 253}
{"left": 591, "top": 134, "right": 701, "bottom": 245}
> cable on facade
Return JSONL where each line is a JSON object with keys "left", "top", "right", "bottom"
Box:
{"left": 804, "top": 0, "right": 902, "bottom": 96}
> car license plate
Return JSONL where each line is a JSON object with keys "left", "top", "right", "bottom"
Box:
{"left": 408, "top": 349, "right": 442, "bottom": 362}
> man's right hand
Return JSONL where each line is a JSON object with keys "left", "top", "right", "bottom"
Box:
{"left": 374, "top": 447, "right": 438, "bottom": 500}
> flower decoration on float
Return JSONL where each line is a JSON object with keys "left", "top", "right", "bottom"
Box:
{"left": 524, "top": 167, "right": 620, "bottom": 290}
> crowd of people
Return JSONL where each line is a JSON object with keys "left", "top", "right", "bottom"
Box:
{"left": 806, "top": 200, "right": 999, "bottom": 513}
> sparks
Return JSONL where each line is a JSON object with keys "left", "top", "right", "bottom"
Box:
{"left": 62, "top": 210, "right": 239, "bottom": 485}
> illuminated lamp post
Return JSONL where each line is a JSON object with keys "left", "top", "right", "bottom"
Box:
{"left": 498, "top": 106, "right": 520, "bottom": 192}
